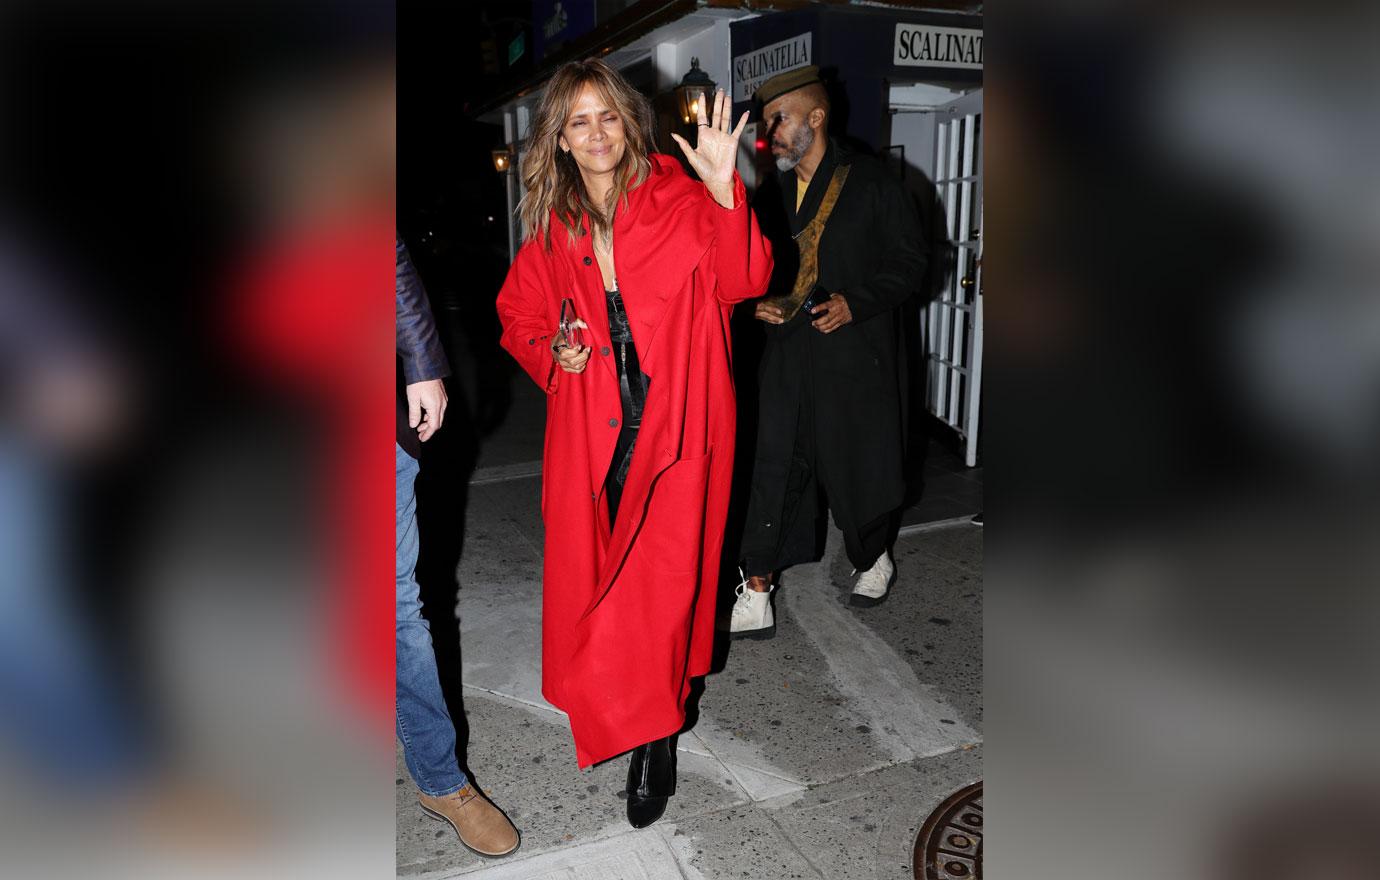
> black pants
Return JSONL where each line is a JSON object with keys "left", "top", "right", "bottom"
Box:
{"left": 742, "top": 387, "right": 895, "bottom": 575}
{"left": 604, "top": 289, "right": 648, "bottom": 529}
{"left": 841, "top": 510, "right": 894, "bottom": 574}
{"left": 606, "top": 418, "right": 638, "bottom": 528}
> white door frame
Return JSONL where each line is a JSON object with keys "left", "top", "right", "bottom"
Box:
{"left": 921, "top": 88, "right": 983, "bottom": 467}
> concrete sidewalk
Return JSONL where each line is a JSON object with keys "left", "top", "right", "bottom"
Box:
{"left": 396, "top": 474, "right": 983, "bottom": 879}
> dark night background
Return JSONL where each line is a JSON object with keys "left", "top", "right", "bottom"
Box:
{"left": 398, "top": 3, "right": 543, "bottom": 741}
{"left": 398, "top": 2, "right": 536, "bottom": 456}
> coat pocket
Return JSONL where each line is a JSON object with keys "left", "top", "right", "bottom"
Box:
{"left": 635, "top": 448, "right": 712, "bottom": 575}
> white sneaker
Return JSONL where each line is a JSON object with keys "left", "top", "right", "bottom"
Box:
{"left": 727, "top": 570, "right": 775, "bottom": 639}
{"left": 850, "top": 551, "right": 895, "bottom": 607}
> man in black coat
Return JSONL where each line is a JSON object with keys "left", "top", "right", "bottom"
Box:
{"left": 729, "top": 67, "right": 927, "bottom": 638}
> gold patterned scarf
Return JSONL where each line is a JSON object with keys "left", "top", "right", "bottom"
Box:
{"left": 761, "top": 164, "right": 851, "bottom": 321}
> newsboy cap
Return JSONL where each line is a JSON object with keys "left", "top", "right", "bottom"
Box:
{"left": 754, "top": 65, "right": 822, "bottom": 106}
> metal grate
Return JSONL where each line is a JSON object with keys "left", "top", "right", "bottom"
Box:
{"left": 914, "top": 780, "right": 983, "bottom": 879}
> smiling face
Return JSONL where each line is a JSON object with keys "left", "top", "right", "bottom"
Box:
{"left": 558, "top": 83, "right": 626, "bottom": 190}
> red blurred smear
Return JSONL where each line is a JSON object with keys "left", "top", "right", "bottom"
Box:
{"left": 228, "top": 212, "right": 395, "bottom": 742}
{"left": 755, "top": 138, "right": 767, "bottom": 151}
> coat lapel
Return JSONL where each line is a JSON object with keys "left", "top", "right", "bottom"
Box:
{"left": 554, "top": 216, "right": 617, "bottom": 385}
{"left": 610, "top": 156, "right": 713, "bottom": 375}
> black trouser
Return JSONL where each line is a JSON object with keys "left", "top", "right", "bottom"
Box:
{"left": 742, "top": 387, "right": 895, "bottom": 575}
{"left": 606, "top": 418, "right": 638, "bottom": 528}
{"left": 604, "top": 289, "right": 647, "bottom": 528}
{"left": 841, "top": 509, "right": 895, "bottom": 574}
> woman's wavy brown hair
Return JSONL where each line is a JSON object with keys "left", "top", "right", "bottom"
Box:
{"left": 517, "top": 58, "right": 655, "bottom": 250}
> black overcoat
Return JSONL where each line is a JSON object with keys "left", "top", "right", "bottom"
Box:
{"left": 744, "top": 139, "right": 927, "bottom": 563}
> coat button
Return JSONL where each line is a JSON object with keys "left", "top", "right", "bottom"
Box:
{"left": 583, "top": 256, "right": 592, "bottom": 265}
{"left": 601, "top": 346, "right": 611, "bottom": 356}
{"left": 528, "top": 338, "right": 535, "bottom": 345}
{"left": 609, "top": 418, "right": 619, "bottom": 427}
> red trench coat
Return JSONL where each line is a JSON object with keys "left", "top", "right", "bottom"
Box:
{"left": 496, "top": 155, "right": 773, "bottom": 767}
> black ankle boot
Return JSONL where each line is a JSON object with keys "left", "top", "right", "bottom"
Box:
{"left": 625, "top": 736, "right": 675, "bottom": 828}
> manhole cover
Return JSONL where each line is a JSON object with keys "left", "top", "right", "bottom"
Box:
{"left": 914, "top": 781, "right": 982, "bottom": 880}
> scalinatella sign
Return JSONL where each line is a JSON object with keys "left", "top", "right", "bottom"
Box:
{"left": 894, "top": 24, "right": 982, "bottom": 70}
{"left": 733, "top": 33, "right": 812, "bottom": 102}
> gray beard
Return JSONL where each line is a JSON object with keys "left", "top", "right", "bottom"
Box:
{"left": 774, "top": 125, "right": 814, "bottom": 172}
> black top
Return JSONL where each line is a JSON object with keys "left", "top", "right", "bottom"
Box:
{"left": 605, "top": 286, "right": 649, "bottom": 426}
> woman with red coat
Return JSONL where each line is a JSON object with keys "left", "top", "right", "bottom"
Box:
{"left": 496, "top": 59, "right": 772, "bottom": 827}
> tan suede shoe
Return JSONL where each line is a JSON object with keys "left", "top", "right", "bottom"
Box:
{"left": 419, "top": 784, "right": 520, "bottom": 858}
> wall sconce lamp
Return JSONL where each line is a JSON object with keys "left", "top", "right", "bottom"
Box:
{"left": 492, "top": 148, "right": 513, "bottom": 173}
{"left": 675, "top": 57, "right": 716, "bottom": 125}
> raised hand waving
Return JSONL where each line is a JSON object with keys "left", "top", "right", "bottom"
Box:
{"left": 670, "top": 88, "right": 749, "bottom": 199}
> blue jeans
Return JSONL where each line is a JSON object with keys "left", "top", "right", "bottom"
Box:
{"left": 0, "top": 437, "right": 146, "bottom": 788}
{"left": 396, "top": 443, "right": 469, "bottom": 797}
